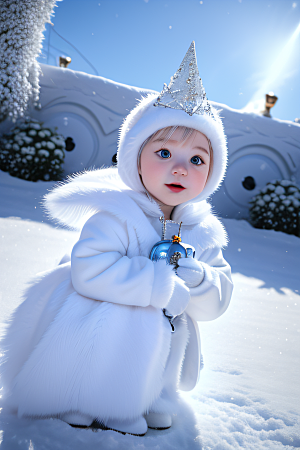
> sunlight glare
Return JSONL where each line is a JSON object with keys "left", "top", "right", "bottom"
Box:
{"left": 244, "top": 21, "right": 300, "bottom": 113}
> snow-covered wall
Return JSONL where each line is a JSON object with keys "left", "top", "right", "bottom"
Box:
{"left": 1, "top": 63, "right": 299, "bottom": 219}
{"left": 213, "top": 104, "right": 300, "bottom": 218}
{"left": 0, "top": 64, "right": 155, "bottom": 174}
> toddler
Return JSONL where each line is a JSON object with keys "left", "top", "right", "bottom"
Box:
{"left": 1, "top": 42, "right": 233, "bottom": 436}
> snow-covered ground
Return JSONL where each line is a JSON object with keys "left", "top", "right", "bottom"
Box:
{"left": 0, "top": 171, "right": 299, "bottom": 450}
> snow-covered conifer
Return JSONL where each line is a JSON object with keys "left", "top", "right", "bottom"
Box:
{"left": 249, "top": 180, "right": 300, "bottom": 237}
{"left": 0, "top": 0, "right": 59, "bottom": 122}
{"left": 0, "top": 119, "right": 65, "bottom": 181}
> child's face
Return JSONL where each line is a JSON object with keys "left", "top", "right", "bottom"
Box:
{"left": 139, "top": 129, "right": 210, "bottom": 210}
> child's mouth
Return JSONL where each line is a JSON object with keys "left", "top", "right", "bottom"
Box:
{"left": 165, "top": 184, "right": 186, "bottom": 193}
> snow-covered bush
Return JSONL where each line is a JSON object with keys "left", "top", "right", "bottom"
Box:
{"left": 0, "top": 119, "right": 66, "bottom": 181}
{"left": 0, "top": 0, "right": 59, "bottom": 122}
{"left": 249, "top": 180, "right": 300, "bottom": 236}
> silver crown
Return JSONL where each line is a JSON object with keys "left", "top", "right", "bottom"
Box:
{"left": 154, "top": 41, "right": 214, "bottom": 118}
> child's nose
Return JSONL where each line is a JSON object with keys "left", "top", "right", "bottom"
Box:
{"left": 172, "top": 163, "right": 188, "bottom": 176}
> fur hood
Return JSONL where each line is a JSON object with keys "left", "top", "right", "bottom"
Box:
{"left": 44, "top": 168, "right": 228, "bottom": 249}
{"left": 117, "top": 94, "right": 228, "bottom": 203}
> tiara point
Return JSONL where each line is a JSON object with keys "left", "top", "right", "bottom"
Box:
{"left": 154, "top": 41, "right": 214, "bottom": 119}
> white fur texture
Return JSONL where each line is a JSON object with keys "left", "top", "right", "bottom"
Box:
{"left": 1, "top": 263, "right": 73, "bottom": 398}
{"left": 9, "top": 295, "right": 171, "bottom": 421}
{"left": 44, "top": 168, "right": 228, "bottom": 250}
{"left": 2, "top": 264, "right": 172, "bottom": 420}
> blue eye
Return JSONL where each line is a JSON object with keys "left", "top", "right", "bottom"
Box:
{"left": 190, "top": 156, "right": 203, "bottom": 165}
{"left": 157, "top": 149, "right": 171, "bottom": 159}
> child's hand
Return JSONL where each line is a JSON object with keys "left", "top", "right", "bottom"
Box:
{"left": 166, "top": 276, "right": 190, "bottom": 316}
{"left": 176, "top": 258, "right": 204, "bottom": 288}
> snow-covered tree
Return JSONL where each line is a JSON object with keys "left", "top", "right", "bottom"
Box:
{"left": 0, "top": 0, "right": 59, "bottom": 122}
{"left": 249, "top": 180, "right": 300, "bottom": 237}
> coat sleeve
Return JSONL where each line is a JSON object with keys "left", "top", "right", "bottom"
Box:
{"left": 70, "top": 212, "right": 178, "bottom": 308}
{"left": 185, "top": 246, "right": 233, "bottom": 321}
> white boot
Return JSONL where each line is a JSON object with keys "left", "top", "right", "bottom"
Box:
{"left": 145, "top": 412, "right": 172, "bottom": 430}
{"left": 60, "top": 411, "right": 94, "bottom": 428}
{"left": 103, "top": 416, "right": 148, "bottom": 436}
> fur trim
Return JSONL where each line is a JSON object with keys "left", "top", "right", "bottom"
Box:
{"left": 182, "top": 213, "right": 228, "bottom": 255}
{"left": 44, "top": 167, "right": 126, "bottom": 230}
{"left": 44, "top": 169, "right": 228, "bottom": 250}
{"left": 44, "top": 167, "right": 164, "bottom": 231}
{"left": 117, "top": 94, "right": 228, "bottom": 202}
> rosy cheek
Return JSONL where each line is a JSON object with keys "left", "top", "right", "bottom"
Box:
{"left": 149, "top": 160, "right": 164, "bottom": 177}
{"left": 141, "top": 157, "right": 163, "bottom": 187}
{"left": 146, "top": 161, "right": 158, "bottom": 179}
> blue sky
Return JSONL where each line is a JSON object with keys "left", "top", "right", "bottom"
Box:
{"left": 38, "top": 0, "right": 300, "bottom": 122}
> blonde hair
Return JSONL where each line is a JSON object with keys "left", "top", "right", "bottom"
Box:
{"left": 138, "top": 125, "right": 213, "bottom": 181}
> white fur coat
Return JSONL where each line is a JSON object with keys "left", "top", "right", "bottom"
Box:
{"left": 0, "top": 168, "right": 233, "bottom": 422}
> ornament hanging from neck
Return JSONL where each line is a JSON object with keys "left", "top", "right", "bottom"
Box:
{"left": 149, "top": 217, "right": 195, "bottom": 333}
{"left": 154, "top": 41, "right": 214, "bottom": 119}
{"left": 149, "top": 217, "right": 195, "bottom": 268}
